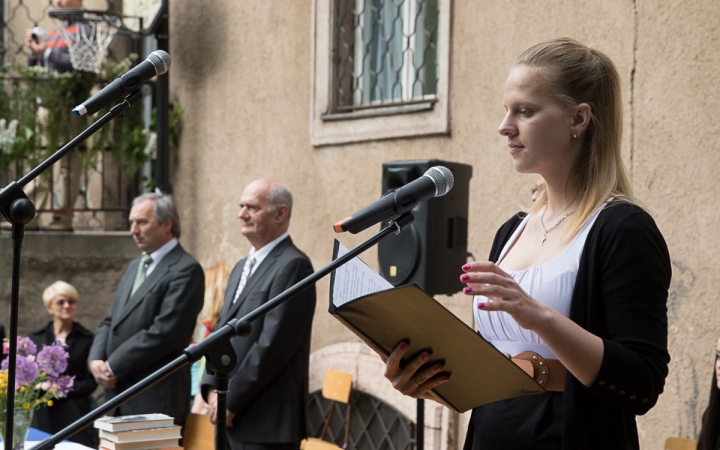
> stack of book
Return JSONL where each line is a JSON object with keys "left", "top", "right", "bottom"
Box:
{"left": 94, "top": 414, "right": 182, "bottom": 450}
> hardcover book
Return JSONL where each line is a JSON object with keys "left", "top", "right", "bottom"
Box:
{"left": 99, "top": 426, "right": 182, "bottom": 443}
{"left": 94, "top": 414, "right": 175, "bottom": 432}
{"left": 99, "top": 437, "right": 180, "bottom": 450}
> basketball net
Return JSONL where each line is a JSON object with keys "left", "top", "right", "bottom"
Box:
{"left": 57, "top": 13, "right": 121, "bottom": 74}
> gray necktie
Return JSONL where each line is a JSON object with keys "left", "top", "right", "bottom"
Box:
{"left": 232, "top": 256, "right": 256, "bottom": 304}
{"left": 131, "top": 254, "right": 153, "bottom": 296}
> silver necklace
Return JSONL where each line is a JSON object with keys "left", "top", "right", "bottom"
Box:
{"left": 539, "top": 203, "right": 576, "bottom": 246}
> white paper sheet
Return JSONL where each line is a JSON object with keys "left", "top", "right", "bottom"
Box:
{"left": 331, "top": 241, "right": 393, "bottom": 308}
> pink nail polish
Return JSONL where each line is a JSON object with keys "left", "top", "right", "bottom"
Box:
{"left": 462, "top": 264, "right": 471, "bottom": 270}
{"left": 435, "top": 365, "right": 443, "bottom": 372}
{"left": 442, "top": 377, "right": 449, "bottom": 382}
{"left": 422, "top": 353, "right": 430, "bottom": 361}
{"left": 461, "top": 274, "right": 470, "bottom": 281}
{"left": 399, "top": 342, "right": 408, "bottom": 351}
{"left": 464, "top": 287, "right": 472, "bottom": 293}
{"left": 478, "top": 303, "right": 485, "bottom": 309}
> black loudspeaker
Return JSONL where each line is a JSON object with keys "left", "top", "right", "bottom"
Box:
{"left": 378, "top": 160, "right": 473, "bottom": 296}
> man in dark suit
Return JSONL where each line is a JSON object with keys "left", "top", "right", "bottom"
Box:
{"left": 88, "top": 193, "right": 204, "bottom": 426}
{"left": 202, "top": 179, "right": 316, "bottom": 450}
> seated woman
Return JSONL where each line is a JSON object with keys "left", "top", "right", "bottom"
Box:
{"left": 28, "top": 281, "right": 98, "bottom": 448}
{"left": 698, "top": 335, "right": 720, "bottom": 449}
{"left": 383, "top": 38, "right": 671, "bottom": 449}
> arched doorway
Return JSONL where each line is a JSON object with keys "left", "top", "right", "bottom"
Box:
{"left": 308, "top": 389, "right": 416, "bottom": 450}
{"left": 308, "top": 342, "right": 459, "bottom": 450}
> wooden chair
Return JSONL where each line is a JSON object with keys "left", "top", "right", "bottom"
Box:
{"left": 664, "top": 436, "right": 697, "bottom": 450}
{"left": 183, "top": 413, "right": 215, "bottom": 450}
{"left": 301, "top": 370, "right": 353, "bottom": 450}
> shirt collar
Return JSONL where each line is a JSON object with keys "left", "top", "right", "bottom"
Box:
{"left": 248, "top": 233, "right": 289, "bottom": 269}
{"left": 146, "top": 237, "right": 178, "bottom": 266}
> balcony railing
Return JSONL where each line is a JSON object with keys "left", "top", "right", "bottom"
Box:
{"left": 0, "top": 64, "right": 151, "bottom": 232}
{"left": 0, "top": 0, "right": 149, "bottom": 232}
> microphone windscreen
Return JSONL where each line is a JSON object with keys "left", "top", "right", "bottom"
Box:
{"left": 148, "top": 50, "right": 171, "bottom": 76}
{"left": 424, "top": 166, "right": 454, "bottom": 197}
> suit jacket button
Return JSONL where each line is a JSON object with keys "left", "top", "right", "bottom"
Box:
{"left": 630, "top": 395, "right": 636, "bottom": 400}
{"left": 609, "top": 385, "right": 615, "bottom": 390}
{"left": 598, "top": 380, "right": 605, "bottom": 386}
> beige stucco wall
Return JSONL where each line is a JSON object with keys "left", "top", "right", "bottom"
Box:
{"left": 168, "top": 0, "right": 720, "bottom": 448}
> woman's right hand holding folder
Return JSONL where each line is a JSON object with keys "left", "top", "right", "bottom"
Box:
{"left": 382, "top": 341, "right": 450, "bottom": 400}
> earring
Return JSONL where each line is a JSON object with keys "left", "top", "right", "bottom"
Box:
{"left": 573, "top": 134, "right": 577, "bottom": 139}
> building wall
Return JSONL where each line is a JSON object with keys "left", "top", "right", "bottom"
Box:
{"left": 169, "top": 0, "right": 720, "bottom": 448}
{"left": 0, "top": 233, "right": 139, "bottom": 335}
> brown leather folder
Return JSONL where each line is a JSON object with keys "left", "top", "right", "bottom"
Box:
{"left": 328, "top": 284, "right": 545, "bottom": 413}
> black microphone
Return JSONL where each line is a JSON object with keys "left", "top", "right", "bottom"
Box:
{"left": 334, "top": 166, "right": 454, "bottom": 234}
{"left": 71, "top": 50, "right": 171, "bottom": 117}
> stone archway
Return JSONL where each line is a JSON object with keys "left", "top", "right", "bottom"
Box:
{"left": 309, "top": 342, "right": 457, "bottom": 450}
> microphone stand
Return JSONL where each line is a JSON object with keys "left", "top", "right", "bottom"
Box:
{"left": 0, "top": 91, "right": 143, "bottom": 450}
{"left": 31, "top": 213, "right": 415, "bottom": 450}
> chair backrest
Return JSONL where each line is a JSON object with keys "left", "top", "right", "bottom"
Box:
{"left": 184, "top": 413, "right": 215, "bottom": 450}
{"left": 664, "top": 436, "right": 697, "bottom": 450}
{"left": 322, "top": 370, "right": 352, "bottom": 404}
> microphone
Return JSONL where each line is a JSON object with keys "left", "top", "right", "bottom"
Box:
{"left": 334, "top": 166, "right": 454, "bottom": 234}
{"left": 71, "top": 50, "right": 171, "bottom": 117}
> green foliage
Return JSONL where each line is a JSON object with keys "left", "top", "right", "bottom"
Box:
{"left": 0, "top": 55, "right": 182, "bottom": 184}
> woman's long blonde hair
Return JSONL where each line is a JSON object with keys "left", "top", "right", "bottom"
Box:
{"left": 194, "top": 263, "right": 232, "bottom": 336}
{"left": 516, "top": 38, "right": 634, "bottom": 239}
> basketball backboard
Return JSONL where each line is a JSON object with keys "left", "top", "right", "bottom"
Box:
{"left": 122, "top": 0, "right": 166, "bottom": 34}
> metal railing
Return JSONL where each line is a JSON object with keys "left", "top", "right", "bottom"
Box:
{"left": 0, "top": 0, "right": 144, "bottom": 232}
{"left": 1, "top": 151, "right": 140, "bottom": 231}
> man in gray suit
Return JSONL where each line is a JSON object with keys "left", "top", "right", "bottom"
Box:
{"left": 203, "top": 179, "right": 316, "bottom": 450}
{"left": 89, "top": 193, "right": 204, "bottom": 426}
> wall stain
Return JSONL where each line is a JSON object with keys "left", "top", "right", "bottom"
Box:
{"left": 668, "top": 260, "right": 696, "bottom": 323}
{"left": 667, "top": 260, "right": 699, "bottom": 437}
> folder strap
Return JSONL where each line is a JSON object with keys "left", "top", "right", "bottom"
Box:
{"left": 511, "top": 351, "right": 566, "bottom": 392}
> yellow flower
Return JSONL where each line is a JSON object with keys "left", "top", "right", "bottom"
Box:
{"left": 47, "top": 400, "right": 53, "bottom": 407}
{"left": 19, "top": 386, "right": 25, "bottom": 392}
{"left": 22, "top": 403, "right": 29, "bottom": 409}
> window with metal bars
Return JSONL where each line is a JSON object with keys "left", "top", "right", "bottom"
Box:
{"left": 329, "top": 0, "right": 439, "bottom": 117}
{"left": 307, "top": 389, "right": 416, "bottom": 450}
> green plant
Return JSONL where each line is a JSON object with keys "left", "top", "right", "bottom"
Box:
{"left": 0, "top": 55, "right": 181, "bottom": 186}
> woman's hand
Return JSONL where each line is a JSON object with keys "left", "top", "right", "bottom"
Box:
{"left": 460, "top": 261, "right": 551, "bottom": 331}
{"left": 383, "top": 342, "right": 449, "bottom": 400}
{"left": 461, "top": 261, "right": 604, "bottom": 386}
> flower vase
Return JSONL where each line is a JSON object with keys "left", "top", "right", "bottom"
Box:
{"left": 0, "top": 408, "right": 33, "bottom": 450}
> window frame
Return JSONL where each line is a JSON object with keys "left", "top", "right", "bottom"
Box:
{"left": 310, "top": 0, "right": 452, "bottom": 146}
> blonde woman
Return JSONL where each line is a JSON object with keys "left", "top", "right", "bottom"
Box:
{"left": 190, "top": 263, "right": 232, "bottom": 415}
{"left": 383, "top": 38, "right": 671, "bottom": 449}
{"left": 28, "top": 281, "right": 97, "bottom": 447}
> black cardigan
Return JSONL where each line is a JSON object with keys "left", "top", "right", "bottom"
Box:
{"left": 469, "top": 202, "right": 671, "bottom": 450}
{"left": 697, "top": 371, "right": 720, "bottom": 449}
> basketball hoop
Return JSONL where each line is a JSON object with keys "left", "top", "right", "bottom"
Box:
{"left": 48, "top": 9, "right": 122, "bottom": 74}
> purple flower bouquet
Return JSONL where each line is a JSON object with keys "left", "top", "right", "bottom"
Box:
{"left": 0, "top": 337, "right": 74, "bottom": 449}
